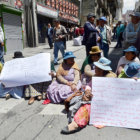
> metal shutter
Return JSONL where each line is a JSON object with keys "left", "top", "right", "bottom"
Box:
{"left": 3, "top": 12, "right": 23, "bottom": 53}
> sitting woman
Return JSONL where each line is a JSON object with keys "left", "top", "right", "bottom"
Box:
{"left": 118, "top": 62, "right": 140, "bottom": 79}
{"left": 81, "top": 46, "right": 102, "bottom": 85}
{"left": 61, "top": 57, "right": 116, "bottom": 134}
{"left": 0, "top": 52, "right": 24, "bottom": 100}
{"left": 46, "top": 51, "right": 82, "bottom": 104}
{"left": 116, "top": 46, "right": 139, "bottom": 76}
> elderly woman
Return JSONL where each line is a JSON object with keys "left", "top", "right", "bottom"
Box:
{"left": 61, "top": 57, "right": 116, "bottom": 134}
{"left": 116, "top": 46, "right": 139, "bottom": 76}
{"left": 81, "top": 46, "right": 102, "bottom": 85}
{"left": 46, "top": 51, "right": 82, "bottom": 104}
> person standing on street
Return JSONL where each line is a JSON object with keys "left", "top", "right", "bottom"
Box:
{"left": 97, "top": 17, "right": 112, "bottom": 58}
{"left": 0, "top": 16, "right": 4, "bottom": 65}
{"left": 115, "top": 21, "right": 125, "bottom": 48}
{"left": 53, "top": 19, "right": 67, "bottom": 65}
{"left": 46, "top": 23, "right": 53, "bottom": 49}
{"left": 82, "top": 13, "right": 100, "bottom": 57}
{"left": 125, "top": 12, "right": 140, "bottom": 49}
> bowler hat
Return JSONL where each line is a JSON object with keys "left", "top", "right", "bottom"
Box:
{"left": 89, "top": 46, "right": 102, "bottom": 55}
{"left": 63, "top": 51, "right": 76, "bottom": 60}
{"left": 87, "top": 13, "right": 96, "bottom": 19}
{"left": 124, "top": 62, "right": 140, "bottom": 78}
{"left": 13, "top": 51, "right": 24, "bottom": 59}
{"left": 94, "top": 57, "right": 112, "bottom": 71}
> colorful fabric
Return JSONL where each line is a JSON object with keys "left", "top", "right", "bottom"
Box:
{"left": 74, "top": 104, "right": 91, "bottom": 128}
{"left": 118, "top": 70, "right": 128, "bottom": 78}
{"left": 0, "top": 62, "right": 2, "bottom": 73}
{"left": 47, "top": 68, "right": 82, "bottom": 103}
{"left": 81, "top": 56, "right": 92, "bottom": 74}
{"left": 25, "top": 82, "right": 51, "bottom": 99}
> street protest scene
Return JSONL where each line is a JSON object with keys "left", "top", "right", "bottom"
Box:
{"left": 0, "top": 0, "right": 140, "bottom": 140}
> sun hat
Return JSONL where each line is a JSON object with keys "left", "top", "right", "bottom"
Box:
{"left": 63, "top": 51, "right": 76, "bottom": 60}
{"left": 124, "top": 62, "right": 140, "bottom": 78}
{"left": 94, "top": 57, "right": 112, "bottom": 71}
{"left": 89, "top": 46, "right": 102, "bottom": 55}
{"left": 130, "top": 11, "right": 140, "bottom": 18}
{"left": 87, "top": 13, "right": 96, "bottom": 19}
{"left": 13, "top": 51, "right": 24, "bottom": 59}
{"left": 99, "top": 17, "right": 107, "bottom": 22}
{"left": 123, "top": 46, "right": 138, "bottom": 54}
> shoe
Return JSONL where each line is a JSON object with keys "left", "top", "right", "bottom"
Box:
{"left": 61, "top": 126, "right": 81, "bottom": 134}
{"left": 28, "top": 97, "right": 35, "bottom": 105}
{"left": 37, "top": 95, "right": 42, "bottom": 101}
{"left": 5, "top": 93, "right": 11, "bottom": 100}
{"left": 42, "top": 99, "right": 51, "bottom": 105}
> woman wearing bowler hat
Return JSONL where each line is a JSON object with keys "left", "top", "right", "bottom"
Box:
{"left": 46, "top": 51, "right": 82, "bottom": 104}
{"left": 81, "top": 46, "right": 102, "bottom": 85}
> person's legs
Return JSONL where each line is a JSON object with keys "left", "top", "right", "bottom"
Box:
{"left": 85, "top": 45, "right": 92, "bottom": 57}
{"left": 102, "top": 43, "right": 109, "bottom": 58}
{"left": 59, "top": 41, "right": 65, "bottom": 58}
{"left": 54, "top": 42, "right": 59, "bottom": 64}
{"left": 0, "top": 44, "right": 4, "bottom": 65}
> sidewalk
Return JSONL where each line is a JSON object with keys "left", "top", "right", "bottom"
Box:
{"left": 4, "top": 40, "right": 85, "bottom": 62}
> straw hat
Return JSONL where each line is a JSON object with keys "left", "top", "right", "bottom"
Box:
{"left": 89, "top": 46, "right": 102, "bottom": 55}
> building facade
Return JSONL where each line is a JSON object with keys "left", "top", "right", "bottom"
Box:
{"left": 135, "top": 0, "right": 140, "bottom": 12}
{"left": 0, "top": 0, "right": 24, "bottom": 54}
{"left": 25, "top": 0, "right": 80, "bottom": 47}
{"left": 81, "top": 0, "right": 123, "bottom": 25}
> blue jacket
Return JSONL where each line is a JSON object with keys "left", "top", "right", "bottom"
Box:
{"left": 82, "top": 21, "right": 98, "bottom": 46}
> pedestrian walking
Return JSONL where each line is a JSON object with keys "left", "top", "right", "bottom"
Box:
{"left": 97, "top": 17, "right": 112, "bottom": 58}
{"left": 82, "top": 13, "right": 100, "bottom": 56}
{"left": 124, "top": 12, "right": 140, "bottom": 48}
{"left": 115, "top": 21, "right": 125, "bottom": 48}
{"left": 0, "top": 16, "right": 4, "bottom": 65}
{"left": 46, "top": 23, "right": 53, "bottom": 49}
{"left": 53, "top": 19, "right": 67, "bottom": 65}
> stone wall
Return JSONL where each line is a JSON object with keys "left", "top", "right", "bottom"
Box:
{"left": 81, "top": 0, "right": 123, "bottom": 25}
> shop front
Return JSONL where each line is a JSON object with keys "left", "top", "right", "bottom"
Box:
{"left": 0, "top": 4, "right": 23, "bottom": 54}
{"left": 36, "top": 3, "right": 58, "bottom": 43}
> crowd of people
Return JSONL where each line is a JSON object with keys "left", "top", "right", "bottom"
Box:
{"left": 0, "top": 11, "right": 140, "bottom": 134}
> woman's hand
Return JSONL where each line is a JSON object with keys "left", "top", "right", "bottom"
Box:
{"left": 71, "top": 83, "right": 77, "bottom": 91}
{"left": 49, "top": 71, "right": 56, "bottom": 77}
{"left": 133, "top": 77, "right": 138, "bottom": 81}
{"left": 66, "top": 82, "right": 72, "bottom": 86}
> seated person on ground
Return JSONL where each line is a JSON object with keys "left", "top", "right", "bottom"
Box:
{"left": 116, "top": 46, "right": 139, "bottom": 76}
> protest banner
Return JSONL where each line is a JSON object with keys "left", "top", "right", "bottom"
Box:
{"left": 90, "top": 77, "right": 140, "bottom": 129}
{"left": 0, "top": 53, "right": 52, "bottom": 87}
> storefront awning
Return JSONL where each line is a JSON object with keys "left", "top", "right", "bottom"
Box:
{"left": 37, "top": 3, "right": 58, "bottom": 19}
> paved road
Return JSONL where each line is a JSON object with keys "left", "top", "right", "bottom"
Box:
{"left": 1, "top": 41, "right": 139, "bottom": 140}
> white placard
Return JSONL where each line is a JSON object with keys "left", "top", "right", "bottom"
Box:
{"left": 0, "top": 53, "right": 52, "bottom": 87}
{"left": 90, "top": 77, "right": 140, "bottom": 129}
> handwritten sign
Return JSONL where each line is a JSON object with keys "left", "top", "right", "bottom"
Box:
{"left": 0, "top": 53, "right": 52, "bottom": 87}
{"left": 90, "top": 77, "right": 140, "bottom": 129}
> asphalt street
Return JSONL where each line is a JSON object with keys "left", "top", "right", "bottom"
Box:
{"left": 1, "top": 41, "right": 139, "bottom": 140}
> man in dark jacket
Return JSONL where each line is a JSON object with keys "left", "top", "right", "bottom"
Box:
{"left": 46, "top": 23, "right": 53, "bottom": 49}
{"left": 82, "top": 13, "right": 100, "bottom": 56}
